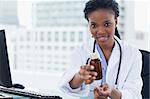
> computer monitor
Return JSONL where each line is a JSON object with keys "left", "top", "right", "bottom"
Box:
{"left": 0, "top": 30, "right": 62, "bottom": 98}
{"left": 0, "top": 30, "right": 13, "bottom": 88}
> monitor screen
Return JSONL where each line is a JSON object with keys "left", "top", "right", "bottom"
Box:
{"left": 0, "top": 30, "right": 12, "bottom": 87}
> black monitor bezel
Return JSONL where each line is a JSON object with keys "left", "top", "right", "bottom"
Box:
{"left": 0, "top": 29, "right": 13, "bottom": 87}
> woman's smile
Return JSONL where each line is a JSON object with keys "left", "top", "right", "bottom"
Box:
{"left": 96, "top": 34, "right": 109, "bottom": 42}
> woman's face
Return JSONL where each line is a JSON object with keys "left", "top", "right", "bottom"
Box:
{"left": 88, "top": 9, "right": 117, "bottom": 47}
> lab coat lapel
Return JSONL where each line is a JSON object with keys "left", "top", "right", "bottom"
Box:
{"left": 106, "top": 41, "right": 120, "bottom": 86}
{"left": 113, "top": 38, "right": 133, "bottom": 89}
{"left": 117, "top": 48, "right": 132, "bottom": 89}
{"left": 106, "top": 38, "right": 132, "bottom": 89}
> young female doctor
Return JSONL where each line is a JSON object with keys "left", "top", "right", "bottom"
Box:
{"left": 59, "top": 0, "right": 143, "bottom": 99}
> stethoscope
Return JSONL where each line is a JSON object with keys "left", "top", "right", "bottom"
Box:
{"left": 86, "top": 38, "right": 122, "bottom": 87}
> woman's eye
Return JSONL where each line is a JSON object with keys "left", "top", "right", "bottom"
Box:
{"left": 91, "top": 24, "right": 96, "bottom": 28}
{"left": 104, "top": 22, "right": 111, "bottom": 27}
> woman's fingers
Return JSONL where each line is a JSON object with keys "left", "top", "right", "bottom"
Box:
{"left": 81, "top": 65, "right": 94, "bottom": 71}
{"left": 90, "top": 72, "right": 97, "bottom": 78}
{"left": 79, "top": 65, "right": 97, "bottom": 84}
{"left": 80, "top": 65, "right": 97, "bottom": 77}
{"left": 85, "top": 79, "right": 93, "bottom": 84}
{"left": 101, "top": 83, "right": 112, "bottom": 95}
{"left": 94, "top": 87, "right": 108, "bottom": 99}
{"left": 94, "top": 83, "right": 111, "bottom": 98}
{"left": 94, "top": 87, "right": 100, "bottom": 98}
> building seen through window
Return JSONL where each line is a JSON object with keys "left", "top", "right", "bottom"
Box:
{"left": 0, "top": 0, "right": 148, "bottom": 71}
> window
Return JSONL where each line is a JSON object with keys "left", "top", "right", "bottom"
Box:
{"left": 70, "top": 31, "right": 75, "bottom": 42}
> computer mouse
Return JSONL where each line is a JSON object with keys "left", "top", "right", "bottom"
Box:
{"left": 12, "top": 83, "right": 25, "bottom": 89}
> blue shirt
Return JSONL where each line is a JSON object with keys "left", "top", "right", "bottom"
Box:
{"left": 96, "top": 43, "right": 108, "bottom": 84}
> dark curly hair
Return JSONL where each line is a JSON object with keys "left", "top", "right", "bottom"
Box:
{"left": 84, "top": 0, "right": 121, "bottom": 39}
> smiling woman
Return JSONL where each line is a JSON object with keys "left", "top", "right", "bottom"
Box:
{"left": 59, "top": 0, "right": 143, "bottom": 99}
{"left": 0, "top": 0, "right": 147, "bottom": 99}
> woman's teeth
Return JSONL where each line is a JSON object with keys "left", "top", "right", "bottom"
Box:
{"left": 97, "top": 36, "right": 108, "bottom": 41}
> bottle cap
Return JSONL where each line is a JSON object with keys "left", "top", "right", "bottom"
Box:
{"left": 90, "top": 53, "right": 99, "bottom": 59}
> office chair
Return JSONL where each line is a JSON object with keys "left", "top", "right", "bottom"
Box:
{"left": 140, "top": 50, "right": 150, "bottom": 99}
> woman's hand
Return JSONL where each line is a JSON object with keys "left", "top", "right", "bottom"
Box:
{"left": 94, "top": 83, "right": 122, "bottom": 99}
{"left": 69, "top": 64, "right": 97, "bottom": 89}
{"left": 78, "top": 64, "right": 98, "bottom": 84}
{"left": 94, "top": 83, "right": 110, "bottom": 99}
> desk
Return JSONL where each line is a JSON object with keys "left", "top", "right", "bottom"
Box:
{"left": 0, "top": 92, "right": 29, "bottom": 99}
{"left": 0, "top": 91, "right": 62, "bottom": 99}
{"left": 0, "top": 86, "right": 62, "bottom": 99}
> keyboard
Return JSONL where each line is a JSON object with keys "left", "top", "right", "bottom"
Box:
{"left": 0, "top": 86, "right": 62, "bottom": 99}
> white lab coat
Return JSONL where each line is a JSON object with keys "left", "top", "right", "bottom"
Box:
{"left": 59, "top": 37, "right": 143, "bottom": 99}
